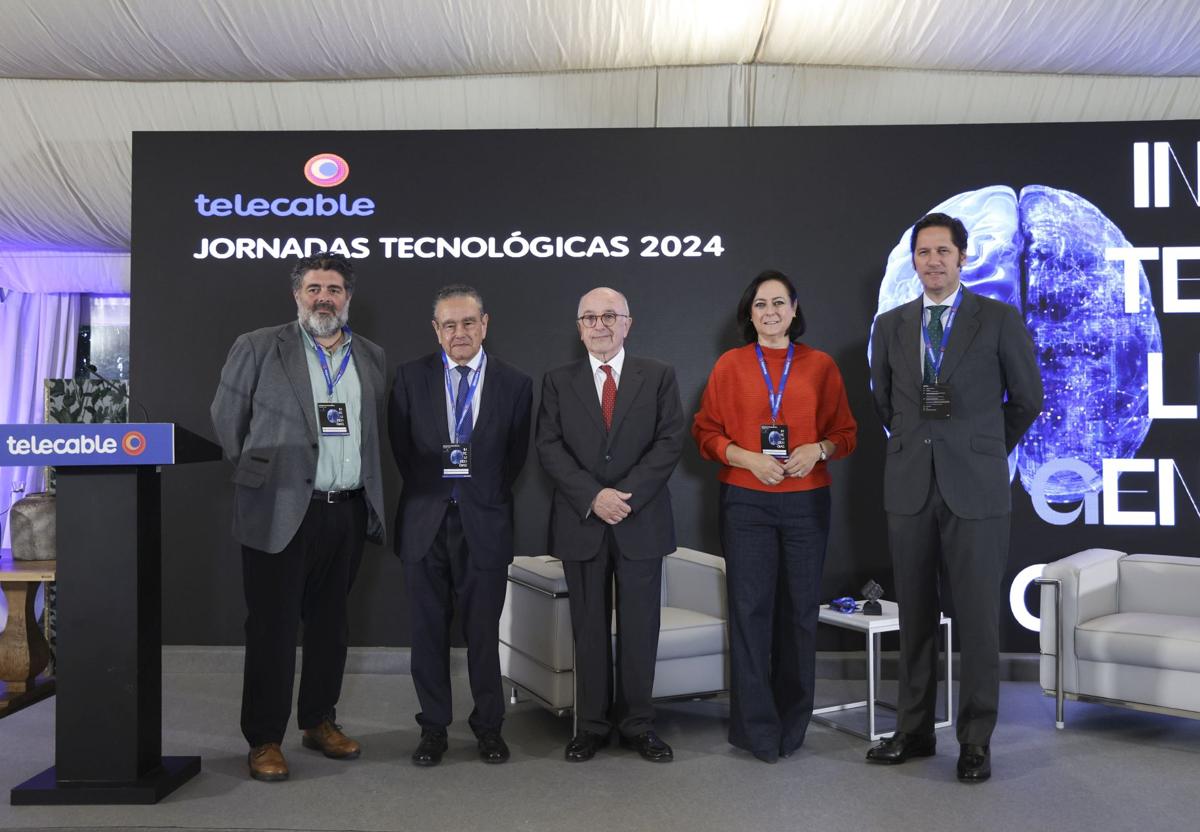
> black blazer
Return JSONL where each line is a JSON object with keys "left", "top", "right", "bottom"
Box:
{"left": 388, "top": 351, "right": 532, "bottom": 568}
{"left": 535, "top": 354, "right": 685, "bottom": 561}
{"left": 870, "top": 288, "right": 1043, "bottom": 519}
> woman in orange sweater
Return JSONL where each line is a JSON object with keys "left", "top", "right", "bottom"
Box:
{"left": 693, "top": 270, "right": 857, "bottom": 763}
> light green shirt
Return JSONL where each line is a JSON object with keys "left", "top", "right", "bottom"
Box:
{"left": 299, "top": 323, "right": 363, "bottom": 491}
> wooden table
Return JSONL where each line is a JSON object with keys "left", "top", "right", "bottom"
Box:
{"left": 0, "top": 551, "right": 56, "bottom": 716}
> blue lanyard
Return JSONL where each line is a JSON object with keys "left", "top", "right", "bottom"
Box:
{"left": 310, "top": 327, "right": 353, "bottom": 398}
{"left": 921, "top": 290, "right": 963, "bottom": 382}
{"left": 443, "top": 351, "right": 485, "bottom": 442}
{"left": 755, "top": 343, "right": 794, "bottom": 424}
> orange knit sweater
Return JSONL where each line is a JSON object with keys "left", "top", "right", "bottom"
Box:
{"left": 692, "top": 342, "right": 858, "bottom": 492}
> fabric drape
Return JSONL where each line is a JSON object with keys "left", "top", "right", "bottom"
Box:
{"left": 0, "top": 290, "right": 80, "bottom": 551}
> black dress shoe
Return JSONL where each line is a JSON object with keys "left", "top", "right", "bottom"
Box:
{"left": 619, "top": 730, "right": 674, "bottom": 762}
{"left": 411, "top": 730, "right": 448, "bottom": 767}
{"left": 477, "top": 731, "right": 510, "bottom": 764}
{"left": 564, "top": 731, "right": 610, "bottom": 762}
{"left": 865, "top": 732, "right": 936, "bottom": 765}
{"left": 957, "top": 744, "right": 991, "bottom": 782}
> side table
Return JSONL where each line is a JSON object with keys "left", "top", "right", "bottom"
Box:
{"left": 0, "top": 551, "right": 56, "bottom": 716}
{"left": 813, "top": 599, "right": 952, "bottom": 740}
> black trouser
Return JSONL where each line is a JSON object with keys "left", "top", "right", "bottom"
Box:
{"left": 240, "top": 494, "right": 366, "bottom": 747}
{"left": 720, "top": 484, "right": 830, "bottom": 757}
{"left": 887, "top": 478, "right": 1009, "bottom": 746}
{"left": 562, "top": 531, "right": 663, "bottom": 737}
{"left": 404, "top": 504, "right": 508, "bottom": 736}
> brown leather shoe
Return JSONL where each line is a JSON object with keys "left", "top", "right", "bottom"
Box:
{"left": 302, "top": 720, "right": 362, "bottom": 759}
{"left": 248, "top": 743, "right": 289, "bottom": 781}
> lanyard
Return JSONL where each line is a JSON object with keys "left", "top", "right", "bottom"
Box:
{"left": 921, "top": 289, "right": 963, "bottom": 382}
{"left": 443, "top": 351, "right": 485, "bottom": 442}
{"left": 755, "top": 343, "right": 794, "bottom": 424}
{"left": 310, "top": 327, "right": 353, "bottom": 398}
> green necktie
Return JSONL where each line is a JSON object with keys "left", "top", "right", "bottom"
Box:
{"left": 923, "top": 305, "right": 947, "bottom": 384}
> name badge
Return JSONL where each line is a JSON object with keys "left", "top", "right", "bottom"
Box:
{"left": 760, "top": 424, "right": 789, "bottom": 458}
{"left": 920, "top": 384, "right": 952, "bottom": 420}
{"left": 318, "top": 402, "right": 350, "bottom": 435}
{"left": 442, "top": 443, "right": 471, "bottom": 478}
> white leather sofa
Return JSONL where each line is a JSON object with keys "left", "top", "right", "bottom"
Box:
{"left": 499, "top": 547, "right": 729, "bottom": 715}
{"left": 1039, "top": 549, "right": 1200, "bottom": 727}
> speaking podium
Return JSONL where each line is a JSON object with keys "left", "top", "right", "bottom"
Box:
{"left": 0, "top": 423, "right": 220, "bottom": 805}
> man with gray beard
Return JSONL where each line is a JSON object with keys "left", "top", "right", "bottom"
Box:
{"left": 211, "top": 252, "right": 388, "bottom": 782}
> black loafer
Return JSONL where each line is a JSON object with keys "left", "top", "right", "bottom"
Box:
{"left": 957, "top": 744, "right": 991, "bottom": 782}
{"left": 619, "top": 730, "right": 674, "bottom": 763}
{"left": 411, "top": 730, "right": 448, "bottom": 767}
{"left": 564, "top": 731, "right": 610, "bottom": 762}
{"left": 865, "top": 732, "right": 936, "bottom": 764}
{"left": 477, "top": 731, "right": 510, "bottom": 764}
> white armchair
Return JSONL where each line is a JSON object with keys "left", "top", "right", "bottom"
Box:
{"left": 498, "top": 547, "right": 729, "bottom": 715}
{"left": 1039, "top": 548, "right": 1200, "bottom": 727}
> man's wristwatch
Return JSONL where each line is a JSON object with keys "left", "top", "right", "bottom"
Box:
{"left": 818, "top": 441, "right": 828, "bottom": 462}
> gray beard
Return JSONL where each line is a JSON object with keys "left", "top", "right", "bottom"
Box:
{"left": 298, "top": 302, "right": 349, "bottom": 339}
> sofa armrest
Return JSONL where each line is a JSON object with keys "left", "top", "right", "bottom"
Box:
{"left": 1039, "top": 548, "right": 1124, "bottom": 694}
{"left": 662, "top": 547, "right": 727, "bottom": 620}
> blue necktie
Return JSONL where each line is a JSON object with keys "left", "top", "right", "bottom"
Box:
{"left": 450, "top": 365, "right": 473, "bottom": 503}
{"left": 454, "top": 364, "right": 473, "bottom": 443}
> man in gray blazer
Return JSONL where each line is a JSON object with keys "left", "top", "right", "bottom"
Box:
{"left": 211, "top": 252, "right": 387, "bottom": 782}
{"left": 536, "top": 287, "right": 685, "bottom": 763}
{"left": 867, "top": 214, "right": 1042, "bottom": 782}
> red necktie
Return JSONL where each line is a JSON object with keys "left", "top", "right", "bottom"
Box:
{"left": 600, "top": 364, "right": 616, "bottom": 430}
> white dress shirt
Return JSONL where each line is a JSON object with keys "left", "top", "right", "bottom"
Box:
{"left": 587, "top": 347, "right": 625, "bottom": 403}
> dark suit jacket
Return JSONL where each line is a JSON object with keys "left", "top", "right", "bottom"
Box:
{"left": 869, "top": 288, "right": 1043, "bottom": 519}
{"left": 536, "top": 354, "right": 685, "bottom": 561}
{"left": 388, "top": 351, "right": 532, "bottom": 569}
{"left": 210, "top": 321, "right": 387, "bottom": 553}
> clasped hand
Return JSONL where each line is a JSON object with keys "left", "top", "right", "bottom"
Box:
{"left": 747, "top": 443, "right": 823, "bottom": 485}
{"left": 591, "top": 487, "right": 633, "bottom": 525}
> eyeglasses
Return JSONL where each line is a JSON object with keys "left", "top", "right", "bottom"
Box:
{"left": 577, "top": 312, "right": 630, "bottom": 328}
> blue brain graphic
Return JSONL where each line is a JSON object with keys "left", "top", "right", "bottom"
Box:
{"left": 872, "top": 185, "right": 1162, "bottom": 503}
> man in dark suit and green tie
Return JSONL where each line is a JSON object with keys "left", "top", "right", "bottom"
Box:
{"left": 867, "top": 213, "right": 1043, "bottom": 782}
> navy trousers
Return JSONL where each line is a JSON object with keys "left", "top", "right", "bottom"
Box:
{"left": 404, "top": 504, "right": 508, "bottom": 736}
{"left": 721, "top": 484, "right": 830, "bottom": 760}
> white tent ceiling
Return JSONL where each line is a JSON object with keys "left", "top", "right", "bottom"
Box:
{"left": 4, "top": 0, "right": 1200, "bottom": 80}
{"left": 2, "top": 0, "right": 1200, "bottom": 289}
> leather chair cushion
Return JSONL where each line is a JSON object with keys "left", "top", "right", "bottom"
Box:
{"left": 1076, "top": 612, "right": 1200, "bottom": 673}
{"left": 654, "top": 607, "right": 727, "bottom": 661}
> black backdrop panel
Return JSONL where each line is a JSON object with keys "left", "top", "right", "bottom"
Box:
{"left": 131, "top": 125, "right": 1200, "bottom": 651}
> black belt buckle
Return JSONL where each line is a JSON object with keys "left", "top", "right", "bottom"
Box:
{"left": 313, "top": 488, "right": 360, "bottom": 504}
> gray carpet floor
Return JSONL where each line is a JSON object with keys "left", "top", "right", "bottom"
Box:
{"left": 1, "top": 658, "right": 1198, "bottom": 832}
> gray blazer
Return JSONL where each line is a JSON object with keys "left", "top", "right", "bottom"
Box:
{"left": 869, "top": 288, "right": 1043, "bottom": 519}
{"left": 210, "top": 321, "right": 387, "bottom": 553}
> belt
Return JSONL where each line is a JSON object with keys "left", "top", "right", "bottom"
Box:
{"left": 311, "top": 487, "right": 364, "bottom": 504}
